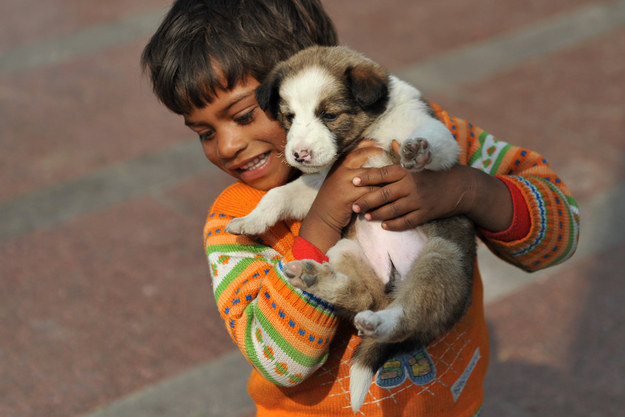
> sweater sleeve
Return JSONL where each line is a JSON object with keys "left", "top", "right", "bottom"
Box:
{"left": 205, "top": 183, "right": 339, "bottom": 386}
{"left": 432, "top": 104, "right": 580, "bottom": 272}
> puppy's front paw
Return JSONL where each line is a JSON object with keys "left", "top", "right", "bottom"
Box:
{"left": 224, "top": 217, "right": 248, "bottom": 235}
{"left": 225, "top": 216, "right": 268, "bottom": 236}
{"left": 400, "top": 138, "right": 432, "bottom": 171}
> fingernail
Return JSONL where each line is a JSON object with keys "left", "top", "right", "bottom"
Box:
{"left": 352, "top": 204, "right": 361, "bottom": 213}
{"left": 365, "top": 213, "right": 372, "bottom": 221}
{"left": 381, "top": 222, "right": 388, "bottom": 229}
{"left": 352, "top": 177, "right": 361, "bottom": 186}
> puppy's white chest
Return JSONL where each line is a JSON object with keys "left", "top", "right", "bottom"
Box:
{"left": 354, "top": 218, "right": 427, "bottom": 284}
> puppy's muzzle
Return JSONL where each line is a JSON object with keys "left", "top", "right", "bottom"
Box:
{"left": 293, "top": 149, "right": 313, "bottom": 164}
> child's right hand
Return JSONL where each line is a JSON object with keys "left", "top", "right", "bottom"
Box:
{"left": 298, "top": 140, "right": 383, "bottom": 253}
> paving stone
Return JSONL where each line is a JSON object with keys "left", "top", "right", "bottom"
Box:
{"left": 0, "top": 1, "right": 623, "bottom": 417}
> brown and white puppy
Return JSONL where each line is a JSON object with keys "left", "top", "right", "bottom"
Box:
{"left": 225, "top": 46, "right": 476, "bottom": 412}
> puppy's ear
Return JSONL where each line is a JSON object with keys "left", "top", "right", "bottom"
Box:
{"left": 256, "top": 69, "right": 283, "bottom": 120}
{"left": 345, "top": 62, "right": 389, "bottom": 114}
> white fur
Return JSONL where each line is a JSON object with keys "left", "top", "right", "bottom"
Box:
{"left": 281, "top": 67, "right": 342, "bottom": 172}
{"left": 225, "top": 170, "right": 326, "bottom": 235}
{"left": 354, "top": 306, "right": 403, "bottom": 341}
{"left": 349, "top": 363, "right": 374, "bottom": 413}
{"left": 364, "top": 76, "right": 459, "bottom": 171}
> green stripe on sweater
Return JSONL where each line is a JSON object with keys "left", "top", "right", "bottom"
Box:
{"left": 213, "top": 258, "right": 256, "bottom": 300}
{"left": 254, "top": 303, "right": 325, "bottom": 369}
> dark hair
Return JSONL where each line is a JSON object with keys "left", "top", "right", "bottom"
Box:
{"left": 141, "top": 0, "right": 338, "bottom": 115}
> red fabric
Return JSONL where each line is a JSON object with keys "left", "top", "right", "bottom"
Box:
{"left": 292, "top": 236, "right": 329, "bottom": 262}
{"left": 479, "top": 176, "right": 531, "bottom": 242}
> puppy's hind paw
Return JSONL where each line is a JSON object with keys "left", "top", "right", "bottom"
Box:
{"left": 354, "top": 308, "right": 400, "bottom": 341}
{"left": 284, "top": 260, "right": 347, "bottom": 304}
{"left": 354, "top": 310, "right": 382, "bottom": 337}
{"left": 285, "top": 260, "right": 328, "bottom": 289}
{"left": 400, "top": 137, "right": 432, "bottom": 171}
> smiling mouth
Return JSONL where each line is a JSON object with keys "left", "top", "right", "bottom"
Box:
{"left": 239, "top": 152, "right": 270, "bottom": 172}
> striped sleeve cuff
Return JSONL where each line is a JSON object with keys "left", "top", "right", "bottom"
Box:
{"left": 479, "top": 176, "right": 531, "bottom": 242}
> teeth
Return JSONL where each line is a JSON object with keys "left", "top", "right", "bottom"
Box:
{"left": 241, "top": 152, "right": 269, "bottom": 171}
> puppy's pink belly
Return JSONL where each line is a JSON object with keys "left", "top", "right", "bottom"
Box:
{"left": 354, "top": 219, "right": 427, "bottom": 284}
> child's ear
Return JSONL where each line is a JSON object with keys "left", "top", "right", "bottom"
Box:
{"left": 345, "top": 62, "right": 389, "bottom": 114}
{"left": 256, "top": 70, "right": 283, "bottom": 120}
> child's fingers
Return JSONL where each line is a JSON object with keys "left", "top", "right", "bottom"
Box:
{"left": 357, "top": 198, "right": 414, "bottom": 223}
{"left": 352, "top": 164, "right": 405, "bottom": 187}
{"left": 391, "top": 140, "right": 401, "bottom": 155}
{"left": 381, "top": 213, "right": 424, "bottom": 231}
{"left": 351, "top": 181, "right": 407, "bottom": 215}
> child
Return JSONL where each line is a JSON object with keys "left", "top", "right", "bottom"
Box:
{"left": 141, "top": 1, "right": 580, "bottom": 416}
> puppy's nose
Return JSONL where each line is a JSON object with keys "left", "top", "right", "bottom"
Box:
{"left": 293, "top": 149, "right": 312, "bottom": 163}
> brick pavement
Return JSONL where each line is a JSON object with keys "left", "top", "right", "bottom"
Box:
{"left": 1, "top": 1, "right": 624, "bottom": 416}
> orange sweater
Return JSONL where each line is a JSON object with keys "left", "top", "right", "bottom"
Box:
{"left": 204, "top": 106, "right": 579, "bottom": 416}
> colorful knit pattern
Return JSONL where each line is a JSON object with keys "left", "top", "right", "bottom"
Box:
{"left": 204, "top": 197, "right": 339, "bottom": 387}
{"left": 432, "top": 104, "right": 580, "bottom": 271}
{"left": 203, "top": 105, "right": 580, "bottom": 416}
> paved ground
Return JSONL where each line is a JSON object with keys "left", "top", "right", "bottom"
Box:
{"left": 1, "top": 1, "right": 624, "bottom": 416}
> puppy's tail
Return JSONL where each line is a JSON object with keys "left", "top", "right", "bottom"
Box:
{"left": 349, "top": 337, "right": 419, "bottom": 413}
{"left": 349, "top": 362, "right": 374, "bottom": 413}
{"left": 348, "top": 337, "right": 392, "bottom": 413}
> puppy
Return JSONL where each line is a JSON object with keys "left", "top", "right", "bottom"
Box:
{"left": 226, "top": 46, "right": 476, "bottom": 412}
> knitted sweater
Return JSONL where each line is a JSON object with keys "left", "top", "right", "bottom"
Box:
{"left": 204, "top": 105, "right": 580, "bottom": 416}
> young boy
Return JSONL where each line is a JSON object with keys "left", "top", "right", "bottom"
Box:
{"left": 141, "top": 1, "right": 580, "bottom": 415}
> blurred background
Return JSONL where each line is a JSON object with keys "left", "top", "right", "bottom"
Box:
{"left": 1, "top": 1, "right": 624, "bottom": 416}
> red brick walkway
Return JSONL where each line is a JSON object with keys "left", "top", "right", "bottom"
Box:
{"left": 1, "top": 1, "right": 624, "bottom": 416}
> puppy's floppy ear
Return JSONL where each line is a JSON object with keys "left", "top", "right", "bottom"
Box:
{"left": 256, "top": 69, "right": 283, "bottom": 120}
{"left": 345, "top": 62, "right": 389, "bottom": 115}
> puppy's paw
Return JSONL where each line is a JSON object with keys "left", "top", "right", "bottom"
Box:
{"left": 354, "top": 308, "right": 401, "bottom": 341}
{"left": 225, "top": 216, "right": 267, "bottom": 236}
{"left": 284, "top": 260, "right": 346, "bottom": 303}
{"left": 285, "top": 260, "right": 320, "bottom": 288}
{"left": 224, "top": 218, "right": 246, "bottom": 235}
{"left": 399, "top": 137, "right": 432, "bottom": 172}
{"left": 354, "top": 310, "right": 381, "bottom": 337}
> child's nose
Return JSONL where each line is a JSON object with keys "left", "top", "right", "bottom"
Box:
{"left": 217, "top": 129, "right": 247, "bottom": 159}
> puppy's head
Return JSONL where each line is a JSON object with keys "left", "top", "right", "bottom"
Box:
{"left": 256, "top": 46, "right": 390, "bottom": 173}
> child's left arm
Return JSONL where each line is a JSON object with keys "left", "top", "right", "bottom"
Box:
{"left": 353, "top": 107, "right": 580, "bottom": 272}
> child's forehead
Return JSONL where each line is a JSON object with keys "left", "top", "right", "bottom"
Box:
{"left": 185, "top": 76, "right": 261, "bottom": 119}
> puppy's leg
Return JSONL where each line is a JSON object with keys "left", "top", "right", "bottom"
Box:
{"left": 396, "top": 116, "right": 459, "bottom": 172}
{"left": 284, "top": 239, "right": 387, "bottom": 313}
{"left": 225, "top": 174, "right": 321, "bottom": 235}
{"left": 355, "top": 217, "right": 475, "bottom": 345}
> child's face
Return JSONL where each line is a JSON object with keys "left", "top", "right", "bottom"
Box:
{"left": 184, "top": 77, "right": 294, "bottom": 191}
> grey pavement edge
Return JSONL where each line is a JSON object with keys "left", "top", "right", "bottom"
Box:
{"left": 71, "top": 2, "right": 625, "bottom": 417}
{"left": 3, "top": 0, "right": 625, "bottom": 242}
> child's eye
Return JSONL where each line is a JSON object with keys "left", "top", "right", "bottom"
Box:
{"left": 199, "top": 130, "right": 215, "bottom": 142}
{"left": 235, "top": 108, "right": 256, "bottom": 125}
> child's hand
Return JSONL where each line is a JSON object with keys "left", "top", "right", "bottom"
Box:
{"left": 299, "top": 140, "right": 384, "bottom": 253}
{"left": 352, "top": 141, "right": 513, "bottom": 232}
{"left": 352, "top": 163, "right": 472, "bottom": 231}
